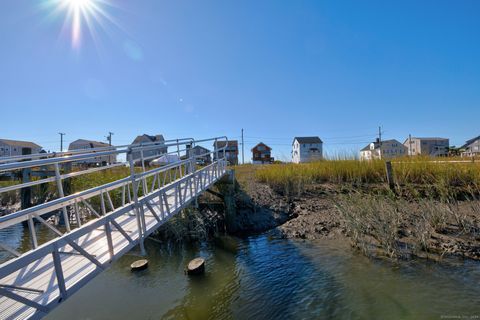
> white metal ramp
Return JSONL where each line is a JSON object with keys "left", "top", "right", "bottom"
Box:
{"left": 0, "top": 137, "right": 228, "bottom": 319}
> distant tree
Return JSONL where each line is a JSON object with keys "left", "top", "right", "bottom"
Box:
{"left": 448, "top": 146, "right": 462, "bottom": 157}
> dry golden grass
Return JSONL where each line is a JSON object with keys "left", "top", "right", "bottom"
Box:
{"left": 253, "top": 159, "right": 480, "bottom": 198}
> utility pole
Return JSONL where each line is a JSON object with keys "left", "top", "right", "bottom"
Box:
{"left": 106, "top": 132, "right": 114, "bottom": 146}
{"left": 58, "top": 133, "right": 66, "bottom": 152}
{"left": 241, "top": 128, "right": 245, "bottom": 164}
{"left": 378, "top": 126, "right": 382, "bottom": 160}
{"left": 408, "top": 134, "right": 412, "bottom": 156}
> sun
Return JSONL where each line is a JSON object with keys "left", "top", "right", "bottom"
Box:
{"left": 65, "top": 0, "right": 94, "bottom": 8}
{"left": 46, "top": 0, "right": 116, "bottom": 48}
{"left": 64, "top": 0, "right": 96, "bottom": 47}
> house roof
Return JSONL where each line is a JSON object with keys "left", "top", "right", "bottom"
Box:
{"left": 293, "top": 137, "right": 323, "bottom": 144}
{"left": 214, "top": 140, "right": 238, "bottom": 148}
{"left": 402, "top": 137, "right": 449, "bottom": 144}
{"left": 132, "top": 134, "right": 165, "bottom": 145}
{"left": 251, "top": 142, "right": 271, "bottom": 152}
{"left": 192, "top": 145, "right": 210, "bottom": 152}
{"left": 361, "top": 139, "right": 404, "bottom": 151}
{"left": 0, "top": 139, "right": 42, "bottom": 149}
{"left": 69, "top": 139, "right": 110, "bottom": 149}
{"left": 360, "top": 144, "right": 372, "bottom": 152}
{"left": 461, "top": 135, "right": 480, "bottom": 148}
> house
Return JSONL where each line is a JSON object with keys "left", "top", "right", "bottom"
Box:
{"left": 360, "top": 139, "right": 407, "bottom": 161}
{"left": 130, "top": 134, "right": 167, "bottom": 163}
{"left": 68, "top": 139, "right": 116, "bottom": 165}
{"left": 251, "top": 142, "right": 273, "bottom": 164}
{"left": 187, "top": 145, "right": 211, "bottom": 164}
{"left": 292, "top": 137, "right": 323, "bottom": 163}
{"left": 403, "top": 137, "right": 449, "bottom": 157}
{"left": 461, "top": 135, "right": 480, "bottom": 157}
{"left": 0, "top": 139, "right": 42, "bottom": 157}
{"left": 213, "top": 140, "right": 238, "bottom": 165}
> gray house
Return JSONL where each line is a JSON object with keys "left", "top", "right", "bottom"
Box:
{"left": 461, "top": 136, "right": 480, "bottom": 157}
{"left": 403, "top": 137, "right": 449, "bottom": 157}
{"left": 0, "top": 139, "right": 42, "bottom": 157}
{"left": 187, "top": 145, "right": 211, "bottom": 164}
{"left": 213, "top": 140, "right": 238, "bottom": 165}
{"left": 130, "top": 134, "right": 167, "bottom": 163}
{"left": 68, "top": 139, "right": 116, "bottom": 165}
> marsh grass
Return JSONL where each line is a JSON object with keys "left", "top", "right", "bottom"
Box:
{"left": 254, "top": 159, "right": 480, "bottom": 199}
{"left": 333, "top": 190, "right": 480, "bottom": 260}
{"left": 335, "top": 192, "right": 403, "bottom": 258}
{"left": 0, "top": 181, "right": 19, "bottom": 206}
{"left": 251, "top": 159, "right": 480, "bottom": 260}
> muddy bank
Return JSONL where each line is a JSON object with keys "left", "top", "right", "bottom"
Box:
{"left": 236, "top": 180, "right": 480, "bottom": 261}
{"left": 152, "top": 174, "right": 480, "bottom": 262}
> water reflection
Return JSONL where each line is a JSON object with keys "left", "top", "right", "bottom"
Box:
{"left": 40, "top": 234, "right": 480, "bottom": 320}
{"left": 0, "top": 224, "right": 23, "bottom": 262}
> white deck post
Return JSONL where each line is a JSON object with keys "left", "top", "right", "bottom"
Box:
{"left": 54, "top": 163, "right": 71, "bottom": 232}
{"left": 128, "top": 149, "right": 146, "bottom": 256}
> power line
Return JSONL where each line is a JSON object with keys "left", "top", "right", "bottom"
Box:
{"left": 239, "top": 133, "right": 379, "bottom": 141}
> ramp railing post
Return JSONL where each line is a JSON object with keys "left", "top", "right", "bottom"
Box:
{"left": 128, "top": 148, "right": 146, "bottom": 255}
{"left": 140, "top": 149, "right": 147, "bottom": 195}
{"left": 54, "top": 163, "right": 71, "bottom": 232}
{"left": 27, "top": 215, "right": 38, "bottom": 249}
{"left": 214, "top": 138, "right": 220, "bottom": 178}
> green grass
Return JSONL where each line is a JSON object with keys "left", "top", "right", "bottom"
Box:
{"left": 253, "top": 159, "right": 480, "bottom": 198}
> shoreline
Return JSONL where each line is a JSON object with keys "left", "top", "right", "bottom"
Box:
{"left": 228, "top": 178, "right": 480, "bottom": 262}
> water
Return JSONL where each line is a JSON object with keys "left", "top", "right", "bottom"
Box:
{"left": 43, "top": 233, "right": 480, "bottom": 320}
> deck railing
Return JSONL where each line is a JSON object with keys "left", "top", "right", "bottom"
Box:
{"left": 0, "top": 136, "right": 228, "bottom": 260}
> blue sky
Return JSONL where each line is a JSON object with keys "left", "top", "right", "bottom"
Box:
{"left": 1, "top": 0, "right": 479, "bottom": 161}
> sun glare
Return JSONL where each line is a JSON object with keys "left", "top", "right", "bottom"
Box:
{"left": 48, "top": 0, "right": 115, "bottom": 48}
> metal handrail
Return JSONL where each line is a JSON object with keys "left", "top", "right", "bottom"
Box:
{"left": 0, "top": 136, "right": 227, "bottom": 174}
{"left": 0, "top": 137, "right": 228, "bottom": 228}
{"left": 0, "top": 137, "right": 196, "bottom": 164}
{"left": 0, "top": 138, "right": 202, "bottom": 172}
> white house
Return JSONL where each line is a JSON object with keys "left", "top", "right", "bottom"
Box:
{"left": 292, "top": 137, "right": 323, "bottom": 163}
{"left": 461, "top": 135, "right": 480, "bottom": 157}
{"left": 360, "top": 139, "right": 407, "bottom": 161}
{"left": 0, "top": 139, "right": 42, "bottom": 157}
{"left": 130, "top": 134, "right": 167, "bottom": 163}
{"left": 68, "top": 139, "right": 116, "bottom": 165}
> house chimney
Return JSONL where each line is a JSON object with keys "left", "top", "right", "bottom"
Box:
{"left": 375, "top": 138, "right": 380, "bottom": 144}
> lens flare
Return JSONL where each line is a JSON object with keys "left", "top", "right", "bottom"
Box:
{"left": 46, "top": 0, "right": 116, "bottom": 48}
